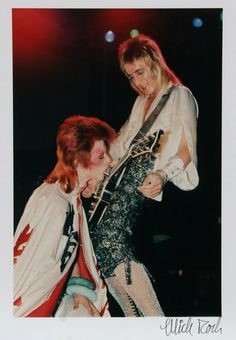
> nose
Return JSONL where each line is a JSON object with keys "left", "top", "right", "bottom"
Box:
{"left": 132, "top": 74, "right": 141, "bottom": 87}
{"left": 132, "top": 75, "right": 139, "bottom": 86}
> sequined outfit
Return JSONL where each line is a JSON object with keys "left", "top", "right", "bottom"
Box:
{"left": 90, "top": 85, "right": 199, "bottom": 316}
{"left": 90, "top": 153, "right": 164, "bottom": 316}
{"left": 90, "top": 154, "right": 155, "bottom": 283}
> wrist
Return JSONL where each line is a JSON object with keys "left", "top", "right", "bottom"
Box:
{"left": 161, "top": 156, "right": 184, "bottom": 181}
{"left": 151, "top": 169, "right": 168, "bottom": 186}
{"left": 66, "top": 276, "right": 97, "bottom": 303}
{"left": 68, "top": 276, "right": 94, "bottom": 290}
{"left": 66, "top": 285, "right": 97, "bottom": 303}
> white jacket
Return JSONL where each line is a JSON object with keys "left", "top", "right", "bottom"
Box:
{"left": 14, "top": 182, "right": 109, "bottom": 317}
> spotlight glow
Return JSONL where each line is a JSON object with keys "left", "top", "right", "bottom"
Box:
{"left": 105, "top": 30, "right": 115, "bottom": 43}
{"left": 192, "top": 17, "right": 203, "bottom": 28}
{"left": 130, "top": 29, "right": 140, "bottom": 38}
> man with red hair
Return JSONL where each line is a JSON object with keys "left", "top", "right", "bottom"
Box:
{"left": 14, "top": 115, "right": 116, "bottom": 317}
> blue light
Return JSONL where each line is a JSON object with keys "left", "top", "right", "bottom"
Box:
{"left": 105, "top": 31, "right": 115, "bottom": 43}
{"left": 192, "top": 17, "right": 203, "bottom": 28}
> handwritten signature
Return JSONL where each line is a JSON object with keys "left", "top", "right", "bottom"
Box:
{"left": 160, "top": 317, "right": 222, "bottom": 336}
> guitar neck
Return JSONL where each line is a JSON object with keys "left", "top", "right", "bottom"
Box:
{"left": 109, "top": 151, "right": 131, "bottom": 178}
{"left": 109, "top": 131, "right": 160, "bottom": 178}
{"left": 89, "top": 130, "right": 163, "bottom": 224}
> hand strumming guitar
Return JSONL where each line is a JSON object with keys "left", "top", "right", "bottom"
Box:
{"left": 138, "top": 172, "right": 165, "bottom": 199}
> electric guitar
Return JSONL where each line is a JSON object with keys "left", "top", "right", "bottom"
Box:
{"left": 88, "top": 129, "right": 164, "bottom": 225}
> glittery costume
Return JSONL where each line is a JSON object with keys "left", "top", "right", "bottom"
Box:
{"left": 90, "top": 151, "right": 155, "bottom": 283}
{"left": 90, "top": 85, "right": 199, "bottom": 316}
{"left": 89, "top": 133, "right": 164, "bottom": 316}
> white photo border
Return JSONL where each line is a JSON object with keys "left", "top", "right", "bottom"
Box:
{"left": 0, "top": 0, "right": 235, "bottom": 339}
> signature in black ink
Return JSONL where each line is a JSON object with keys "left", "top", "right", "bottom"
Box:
{"left": 160, "top": 317, "right": 194, "bottom": 336}
{"left": 160, "top": 317, "right": 222, "bottom": 336}
{"left": 197, "top": 318, "right": 222, "bottom": 334}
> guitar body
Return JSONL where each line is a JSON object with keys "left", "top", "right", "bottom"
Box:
{"left": 88, "top": 177, "right": 116, "bottom": 227}
{"left": 88, "top": 130, "right": 163, "bottom": 225}
{"left": 88, "top": 130, "right": 163, "bottom": 279}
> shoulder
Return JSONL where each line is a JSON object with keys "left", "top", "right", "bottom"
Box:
{"left": 118, "top": 95, "right": 144, "bottom": 132}
{"left": 132, "top": 95, "right": 145, "bottom": 110}
{"left": 28, "top": 182, "right": 70, "bottom": 216}
{"left": 170, "top": 85, "right": 199, "bottom": 117}
{"left": 172, "top": 85, "right": 197, "bottom": 102}
{"left": 31, "top": 182, "right": 63, "bottom": 202}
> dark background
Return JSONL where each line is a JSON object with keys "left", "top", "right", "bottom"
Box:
{"left": 13, "top": 8, "right": 222, "bottom": 316}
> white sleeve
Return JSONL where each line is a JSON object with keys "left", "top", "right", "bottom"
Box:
{"left": 167, "top": 86, "right": 199, "bottom": 190}
{"left": 14, "top": 187, "right": 47, "bottom": 241}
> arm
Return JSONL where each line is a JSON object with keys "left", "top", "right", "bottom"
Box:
{"left": 70, "top": 262, "right": 94, "bottom": 315}
{"left": 69, "top": 262, "right": 97, "bottom": 316}
{"left": 138, "top": 128, "right": 190, "bottom": 198}
{"left": 139, "top": 87, "right": 199, "bottom": 198}
{"left": 177, "top": 128, "right": 191, "bottom": 167}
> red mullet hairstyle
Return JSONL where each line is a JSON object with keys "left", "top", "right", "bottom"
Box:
{"left": 45, "top": 115, "right": 116, "bottom": 193}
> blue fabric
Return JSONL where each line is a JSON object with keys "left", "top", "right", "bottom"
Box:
{"left": 68, "top": 276, "right": 94, "bottom": 290}
{"left": 66, "top": 285, "right": 97, "bottom": 303}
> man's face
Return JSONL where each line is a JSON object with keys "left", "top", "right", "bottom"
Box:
{"left": 124, "top": 58, "right": 158, "bottom": 97}
{"left": 86, "top": 140, "right": 111, "bottom": 182}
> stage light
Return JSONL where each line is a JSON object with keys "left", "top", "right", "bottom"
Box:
{"left": 192, "top": 17, "right": 203, "bottom": 28}
{"left": 104, "top": 30, "right": 115, "bottom": 43}
{"left": 130, "top": 29, "right": 140, "bottom": 38}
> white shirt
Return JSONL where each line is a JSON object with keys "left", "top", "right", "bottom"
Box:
{"left": 110, "top": 84, "right": 199, "bottom": 201}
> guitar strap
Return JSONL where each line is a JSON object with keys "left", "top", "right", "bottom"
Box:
{"left": 131, "top": 85, "right": 176, "bottom": 145}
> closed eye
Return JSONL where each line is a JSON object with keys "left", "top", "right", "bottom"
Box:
{"left": 137, "top": 69, "right": 144, "bottom": 75}
{"left": 128, "top": 75, "right": 133, "bottom": 82}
